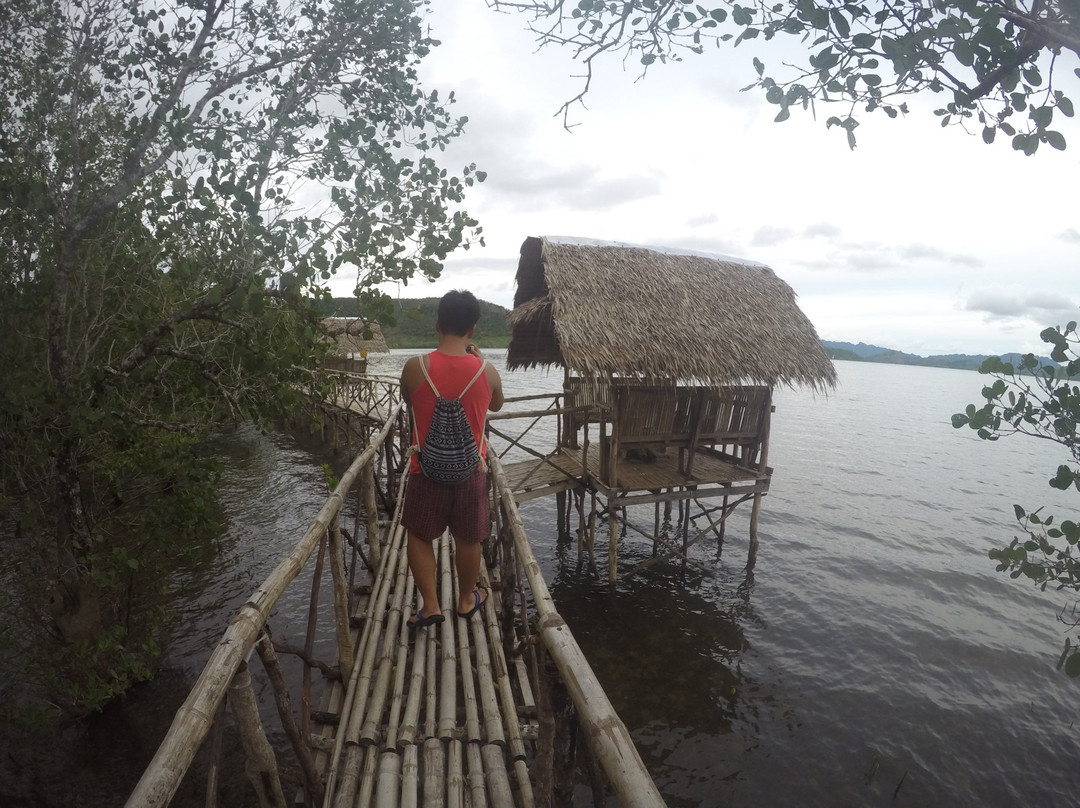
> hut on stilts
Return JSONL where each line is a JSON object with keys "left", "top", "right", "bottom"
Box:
{"left": 505, "top": 236, "right": 837, "bottom": 581}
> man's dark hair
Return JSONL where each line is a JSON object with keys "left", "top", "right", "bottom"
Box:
{"left": 437, "top": 290, "right": 481, "bottom": 337}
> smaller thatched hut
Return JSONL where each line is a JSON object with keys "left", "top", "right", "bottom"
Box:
{"left": 321, "top": 318, "right": 388, "bottom": 374}
{"left": 322, "top": 318, "right": 389, "bottom": 354}
{"left": 505, "top": 235, "right": 836, "bottom": 577}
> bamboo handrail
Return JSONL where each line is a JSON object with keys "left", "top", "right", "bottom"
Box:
{"left": 488, "top": 453, "right": 667, "bottom": 808}
{"left": 125, "top": 404, "right": 402, "bottom": 808}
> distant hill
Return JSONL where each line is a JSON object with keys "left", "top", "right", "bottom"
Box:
{"left": 821, "top": 340, "right": 1056, "bottom": 372}
{"left": 316, "top": 298, "right": 1052, "bottom": 365}
{"left": 317, "top": 297, "right": 512, "bottom": 348}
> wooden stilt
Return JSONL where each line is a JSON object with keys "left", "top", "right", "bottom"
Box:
{"left": 302, "top": 534, "right": 327, "bottom": 753}
{"left": 718, "top": 494, "right": 729, "bottom": 559}
{"left": 229, "top": 662, "right": 287, "bottom": 808}
{"left": 362, "top": 462, "right": 381, "bottom": 568}
{"left": 329, "top": 520, "right": 354, "bottom": 682}
{"left": 204, "top": 697, "right": 226, "bottom": 808}
{"left": 556, "top": 489, "right": 567, "bottom": 542}
{"left": 748, "top": 492, "right": 761, "bottom": 569}
{"left": 607, "top": 498, "right": 619, "bottom": 583}
{"left": 255, "top": 632, "right": 324, "bottom": 805}
{"left": 653, "top": 499, "right": 660, "bottom": 558}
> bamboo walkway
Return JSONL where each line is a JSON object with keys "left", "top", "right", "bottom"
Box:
{"left": 126, "top": 391, "right": 666, "bottom": 808}
{"left": 312, "top": 501, "right": 540, "bottom": 808}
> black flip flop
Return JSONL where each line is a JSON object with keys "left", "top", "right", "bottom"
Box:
{"left": 456, "top": 586, "right": 488, "bottom": 619}
{"left": 408, "top": 611, "right": 445, "bottom": 629}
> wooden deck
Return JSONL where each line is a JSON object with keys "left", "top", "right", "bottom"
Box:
{"left": 501, "top": 446, "right": 769, "bottom": 504}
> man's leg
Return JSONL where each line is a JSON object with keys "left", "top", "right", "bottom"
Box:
{"left": 407, "top": 531, "right": 441, "bottom": 618}
{"left": 454, "top": 540, "right": 486, "bottom": 615}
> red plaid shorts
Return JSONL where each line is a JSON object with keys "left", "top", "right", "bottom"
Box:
{"left": 400, "top": 468, "right": 490, "bottom": 544}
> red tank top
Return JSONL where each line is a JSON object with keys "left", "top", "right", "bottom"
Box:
{"left": 409, "top": 351, "right": 492, "bottom": 475}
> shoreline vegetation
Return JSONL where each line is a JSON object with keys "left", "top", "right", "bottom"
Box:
{"left": 318, "top": 297, "right": 1050, "bottom": 370}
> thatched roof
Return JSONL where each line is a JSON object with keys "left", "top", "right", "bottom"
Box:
{"left": 321, "top": 318, "right": 389, "bottom": 355}
{"left": 507, "top": 236, "right": 837, "bottom": 391}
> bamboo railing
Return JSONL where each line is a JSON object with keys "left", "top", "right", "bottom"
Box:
{"left": 488, "top": 453, "right": 666, "bottom": 808}
{"left": 125, "top": 407, "right": 400, "bottom": 808}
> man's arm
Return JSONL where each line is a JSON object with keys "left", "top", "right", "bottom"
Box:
{"left": 486, "top": 364, "right": 504, "bottom": 412}
{"left": 400, "top": 356, "right": 422, "bottom": 405}
{"left": 467, "top": 343, "right": 504, "bottom": 412}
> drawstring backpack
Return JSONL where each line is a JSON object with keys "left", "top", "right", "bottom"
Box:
{"left": 413, "top": 356, "right": 488, "bottom": 484}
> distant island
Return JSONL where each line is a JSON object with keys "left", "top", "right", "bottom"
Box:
{"left": 318, "top": 297, "right": 1046, "bottom": 368}
{"left": 821, "top": 341, "right": 1055, "bottom": 372}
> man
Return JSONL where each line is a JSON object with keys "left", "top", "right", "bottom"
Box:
{"left": 399, "top": 290, "right": 504, "bottom": 628}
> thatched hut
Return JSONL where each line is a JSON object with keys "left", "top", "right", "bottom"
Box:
{"left": 508, "top": 236, "right": 836, "bottom": 389}
{"left": 320, "top": 318, "right": 389, "bottom": 374}
{"left": 505, "top": 235, "right": 836, "bottom": 577}
{"left": 322, "top": 318, "right": 389, "bottom": 356}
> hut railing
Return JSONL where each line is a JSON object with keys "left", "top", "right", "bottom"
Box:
{"left": 603, "top": 383, "right": 773, "bottom": 485}
{"left": 323, "top": 356, "right": 368, "bottom": 375}
{"left": 125, "top": 403, "right": 402, "bottom": 808}
{"left": 487, "top": 392, "right": 592, "bottom": 491}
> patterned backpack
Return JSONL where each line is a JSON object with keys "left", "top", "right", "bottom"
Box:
{"left": 415, "top": 356, "right": 488, "bottom": 484}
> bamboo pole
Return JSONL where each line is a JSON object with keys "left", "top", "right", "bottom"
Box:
{"left": 423, "top": 602, "right": 438, "bottom": 741}
{"left": 397, "top": 578, "right": 427, "bottom": 747}
{"left": 126, "top": 407, "right": 400, "bottom": 808}
{"left": 229, "top": 662, "right": 287, "bottom": 808}
{"left": 488, "top": 454, "right": 667, "bottom": 808}
{"left": 453, "top": 556, "right": 483, "bottom": 744}
{"left": 513, "top": 759, "right": 536, "bottom": 808}
{"left": 329, "top": 519, "right": 354, "bottom": 682}
{"left": 362, "top": 461, "right": 382, "bottom": 568}
{"left": 359, "top": 539, "right": 411, "bottom": 745}
{"left": 469, "top": 593, "right": 505, "bottom": 747}
{"left": 375, "top": 751, "right": 402, "bottom": 808}
{"left": 422, "top": 738, "right": 444, "bottom": 808}
{"left": 466, "top": 743, "right": 487, "bottom": 808}
{"left": 203, "top": 698, "right": 226, "bottom": 808}
{"left": 356, "top": 745, "right": 378, "bottom": 808}
{"left": 384, "top": 575, "right": 414, "bottom": 750}
{"left": 483, "top": 590, "right": 526, "bottom": 762}
{"left": 607, "top": 496, "right": 619, "bottom": 582}
{"left": 302, "top": 535, "right": 328, "bottom": 748}
{"left": 448, "top": 739, "right": 464, "bottom": 808}
{"left": 401, "top": 745, "right": 419, "bottom": 808}
{"left": 480, "top": 744, "right": 515, "bottom": 808}
{"left": 437, "top": 535, "right": 458, "bottom": 740}
{"left": 255, "top": 632, "right": 324, "bottom": 805}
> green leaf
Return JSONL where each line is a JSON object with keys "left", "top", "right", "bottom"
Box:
{"left": 829, "top": 8, "right": 850, "bottom": 37}
{"left": 981, "top": 126, "right": 996, "bottom": 144}
{"left": 1045, "top": 130, "right": 1066, "bottom": 151}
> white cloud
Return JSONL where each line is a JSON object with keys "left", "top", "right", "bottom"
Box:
{"left": 964, "top": 288, "right": 1079, "bottom": 324}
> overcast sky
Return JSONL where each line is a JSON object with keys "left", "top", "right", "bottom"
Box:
{"left": 333, "top": 2, "right": 1080, "bottom": 357}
